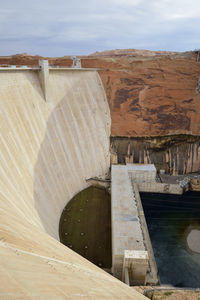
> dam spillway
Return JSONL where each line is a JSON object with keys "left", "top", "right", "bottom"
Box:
{"left": 0, "top": 65, "right": 147, "bottom": 299}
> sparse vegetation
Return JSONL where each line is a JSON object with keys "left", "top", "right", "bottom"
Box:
{"left": 164, "top": 291, "right": 173, "bottom": 296}
{"left": 149, "top": 291, "right": 200, "bottom": 300}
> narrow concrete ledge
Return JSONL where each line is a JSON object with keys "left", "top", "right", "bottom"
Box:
{"left": 49, "top": 67, "right": 101, "bottom": 71}
{"left": 111, "top": 164, "right": 159, "bottom": 286}
{"left": 127, "top": 163, "right": 183, "bottom": 195}
{"left": 0, "top": 67, "right": 40, "bottom": 70}
{"left": 138, "top": 181, "right": 183, "bottom": 194}
{"left": 0, "top": 66, "right": 100, "bottom": 71}
{"left": 133, "top": 182, "right": 159, "bottom": 285}
{"left": 111, "top": 165, "right": 147, "bottom": 283}
{"left": 0, "top": 61, "right": 101, "bottom": 104}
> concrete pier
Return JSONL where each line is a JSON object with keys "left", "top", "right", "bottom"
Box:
{"left": 127, "top": 163, "right": 183, "bottom": 195}
{"left": 122, "top": 250, "right": 149, "bottom": 286}
{"left": 111, "top": 164, "right": 159, "bottom": 286}
{"left": 39, "top": 60, "right": 50, "bottom": 102}
{"left": 111, "top": 165, "right": 149, "bottom": 285}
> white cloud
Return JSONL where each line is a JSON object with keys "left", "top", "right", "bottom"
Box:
{"left": 150, "top": 0, "right": 200, "bottom": 21}
{"left": 106, "top": 0, "right": 143, "bottom": 6}
{"left": 0, "top": 0, "right": 199, "bottom": 55}
{"left": 55, "top": 28, "right": 99, "bottom": 42}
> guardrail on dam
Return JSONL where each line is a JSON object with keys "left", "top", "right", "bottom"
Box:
{"left": 0, "top": 61, "right": 147, "bottom": 299}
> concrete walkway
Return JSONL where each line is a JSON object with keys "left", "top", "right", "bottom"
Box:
{"left": 111, "top": 164, "right": 159, "bottom": 286}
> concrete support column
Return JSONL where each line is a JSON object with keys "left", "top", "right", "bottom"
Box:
{"left": 39, "top": 60, "right": 50, "bottom": 102}
{"left": 124, "top": 267, "right": 130, "bottom": 286}
{"left": 122, "top": 250, "right": 148, "bottom": 286}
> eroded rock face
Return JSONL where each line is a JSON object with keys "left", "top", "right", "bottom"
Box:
{"left": 82, "top": 50, "right": 200, "bottom": 174}
{"left": 110, "top": 135, "right": 200, "bottom": 175}
{"left": 1, "top": 50, "right": 200, "bottom": 137}
{"left": 1, "top": 50, "right": 200, "bottom": 174}
{"left": 76, "top": 50, "right": 200, "bottom": 174}
{"left": 85, "top": 52, "right": 200, "bottom": 137}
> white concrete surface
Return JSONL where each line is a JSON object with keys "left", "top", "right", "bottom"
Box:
{"left": 122, "top": 250, "right": 148, "bottom": 286}
{"left": 111, "top": 165, "right": 146, "bottom": 282}
{"left": 133, "top": 182, "right": 159, "bottom": 285}
{"left": 111, "top": 164, "right": 159, "bottom": 286}
{"left": 127, "top": 164, "right": 156, "bottom": 172}
{"left": 39, "top": 60, "right": 50, "bottom": 102}
{"left": 0, "top": 69, "right": 110, "bottom": 240}
{"left": 0, "top": 69, "right": 149, "bottom": 299}
{"left": 128, "top": 163, "right": 182, "bottom": 195}
{"left": 138, "top": 182, "right": 183, "bottom": 194}
{"left": 127, "top": 163, "right": 156, "bottom": 182}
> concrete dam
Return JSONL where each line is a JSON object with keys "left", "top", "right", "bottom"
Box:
{"left": 0, "top": 64, "right": 147, "bottom": 299}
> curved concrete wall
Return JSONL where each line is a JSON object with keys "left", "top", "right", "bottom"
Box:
{"left": 1, "top": 70, "right": 110, "bottom": 239}
{"left": 0, "top": 69, "right": 146, "bottom": 299}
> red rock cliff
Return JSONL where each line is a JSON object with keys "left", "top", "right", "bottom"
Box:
{"left": 86, "top": 50, "right": 200, "bottom": 137}
{"left": 1, "top": 50, "right": 199, "bottom": 174}
{"left": 2, "top": 50, "right": 199, "bottom": 137}
{"left": 52, "top": 51, "right": 200, "bottom": 138}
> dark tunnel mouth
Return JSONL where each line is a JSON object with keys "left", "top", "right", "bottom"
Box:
{"left": 140, "top": 191, "right": 200, "bottom": 288}
{"left": 59, "top": 186, "right": 112, "bottom": 269}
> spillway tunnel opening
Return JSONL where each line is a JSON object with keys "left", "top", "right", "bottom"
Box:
{"left": 140, "top": 191, "right": 200, "bottom": 288}
{"left": 59, "top": 186, "right": 112, "bottom": 270}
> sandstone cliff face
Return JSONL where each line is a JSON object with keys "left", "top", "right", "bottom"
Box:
{"left": 85, "top": 52, "right": 200, "bottom": 137}
{"left": 1, "top": 50, "right": 200, "bottom": 174}
{"left": 1, "top": 50, "right": 199, "bottom": 137}
{"left": 111, "top": 136, "right": 200, "bottom": 175}
{"left": 90, "top": 48, "right": 179, "bottom": 57}
{"left": 84, "top": 50, "right": 200, "bottom": 174}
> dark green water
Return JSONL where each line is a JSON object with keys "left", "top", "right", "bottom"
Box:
{"left": 140, "top": 191, "right": 200, "bottom": 288}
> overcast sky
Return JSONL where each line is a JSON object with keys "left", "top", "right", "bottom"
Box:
{"left": 0, "top": 0, "right": 199, "bottom": 56}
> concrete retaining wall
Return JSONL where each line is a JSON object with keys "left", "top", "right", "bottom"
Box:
{"left": 138, "top": 182, "right": 183, "bottom": 194}
{"left": 111, "top": 165, "right": 146, "bottom": 281}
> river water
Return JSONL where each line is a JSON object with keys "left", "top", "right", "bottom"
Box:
{"left": 140, "top": 191, "right": 200, "bottom": 288}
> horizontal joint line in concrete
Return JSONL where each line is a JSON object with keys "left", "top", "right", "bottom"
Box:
{"left": 0, "top": 67, "right": 100, "bottom": 71}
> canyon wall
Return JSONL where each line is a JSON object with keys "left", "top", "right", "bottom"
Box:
{"left": 0, "top": 69, "right": 146, "bottom": 299}
{"left": 85, "top": 50, "right": 200, "bottom": 174}
{"left": 111, "top": 136, "right": 200, "bottom": 175}
{"left": 100, "top": 56, "right": 200, "bottom": 137}
{"left": 1, "top": 50, "right": 200, "bottom": 175}
{"left": 2, "top": 51, "right": 200, "bottom": 137}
